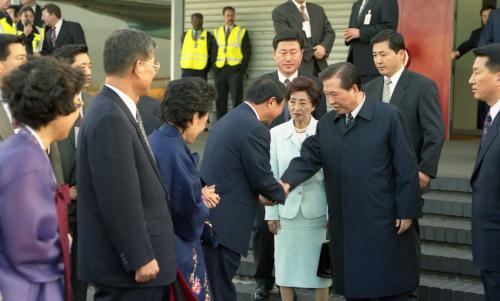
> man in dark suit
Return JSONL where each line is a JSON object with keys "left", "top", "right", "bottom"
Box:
{"left": 20, "top": 0, "right": 42, "bottom": 27}
{"left": 344, "top": 0, "right": 398, "bottom": 85}
{"left": 213, "top": 6, "right": 251, "bottom": 120}
{"left": 281, "top": 62, "right": 420, "bottom": 300}
{"left": 137, "top": 95, "right": 162, "bottom": 135}
{"left": 364, "top": 30, "right": 444, "bottom": 209}
{"left": 200, "top": 76, "right": 288, "bottom": 301}
{"left": 76, "top": 29, "right": 176, "bottom": 301}
{"left": 40, "top": 3, "right": 86, "bottom": 55}
{"left": 469, "top": 43, "right": 500, "bottom": 301}
{"left": 52, "top": 44, "right": 93, "bottom": 301}
{"left": 272, "top": 0, "right": 335, "bottom": 77}
{"left": 479, "top": 8, "right": 500, "bottom": 46}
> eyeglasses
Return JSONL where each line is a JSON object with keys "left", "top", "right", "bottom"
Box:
{"left": 142, "top": 60, "right": 161, "bottom": 74}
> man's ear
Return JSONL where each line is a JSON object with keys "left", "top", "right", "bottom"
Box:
{"left": 267, "top": 96, "right": 277, "bottom": 107}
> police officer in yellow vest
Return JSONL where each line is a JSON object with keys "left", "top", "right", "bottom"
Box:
{"left": 16, "top": 6, "right": 43, "bottom": 54}
{"left": 0, "top": 1, "right": 17, "bottom": 35}
{"left": 181, "top": 13, "right": 217, "bottom": 80}
{"left": 214, "top": 6, "right": 251, "bottom": 120}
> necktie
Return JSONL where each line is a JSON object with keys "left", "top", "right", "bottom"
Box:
{"left": 283, "top": 79, "right": 291, "bottom": 121}
{"left": 358, "top": 0, "right": 368, "bottom": 21}
{"left": 382, "top": 78, "right": 392, "bottom": 103}
{"left": 51, "top": 27, "right": 57, "bottom": 47}
{"left": 300, "top": 5, "right": 309, "bottom": 21}
{"left": 481, "top": 111, "right": 493, "bottom": 145}
{"left": 55, "top": 184, "right": 72, "bottom": 301}
{"left": 346, "top": 112, "right": 354, "bottom": 127}
{"left": 225, "top": 26, "right": 230, "bottom": 40}
{"left": 193, "top": 30, "right": 199, "bottom": 41}
{"left": 136, "top": 110, "right": 155, "bottom": 159}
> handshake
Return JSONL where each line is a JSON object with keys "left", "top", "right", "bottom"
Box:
{"left": 258, "top": 180, "right": 290, "bottom": 206}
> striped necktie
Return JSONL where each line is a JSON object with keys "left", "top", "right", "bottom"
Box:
{"left": 481, "top": 111, "right": 493, "bottom": 145}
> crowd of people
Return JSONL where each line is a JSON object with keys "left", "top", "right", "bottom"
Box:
{"left": 0, "top": 0, "right": 499, "bottom": 301}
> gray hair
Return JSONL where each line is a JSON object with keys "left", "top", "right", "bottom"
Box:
{"left": 103, "top": 29, "right": 157, "bottom": 76}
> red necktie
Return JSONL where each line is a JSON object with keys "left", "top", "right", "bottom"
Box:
{"left": 51, "top": 28, "right": 57, "bottom": 47}
{"left": 55, "top": 184, "right": 72, "bottom": 301}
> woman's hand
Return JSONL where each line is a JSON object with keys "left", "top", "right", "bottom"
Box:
{"left": 202, "top": 185, "right": 220, "bottom": 208}
{"left": 267, "top": 220, "right": 280, "bottom": 235}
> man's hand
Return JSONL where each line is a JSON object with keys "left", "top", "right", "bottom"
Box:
{"left": 451, "top": 51, "right": 460, "bottom": 60}
{"left": 23, "top": 24, "right": 33, "bottom": 36}
{"left": 395, "top": 219, "right": 412, "bottom": 235}
{"left": 343, "top": 28, "right": 360, "bottom": 43}
{"left": 313, "top": 45, "right": 326, "bottom": 60}
{"left": 279, "top": 180, "right": 290, "bottom": 197}
{"left": 69, "top": 186, "right": 78, "bottom": 200}
{"left": 258, "top": 195, "right": 276, "bottom": 206}
{"left": 135, "top": 259, "right": 159, "bottom": 283}
{"left": 418, "top": 172, "right": 430, "bottom": 190}
{"left": 267, "top": 220, "right": 280, "bottom": 235}
{"left": 202, "top": 185, "right": 220, "bottom": 208}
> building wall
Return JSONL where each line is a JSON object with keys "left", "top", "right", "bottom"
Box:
{"left": 183, "top": 0, "right": 356, "bottom": 84}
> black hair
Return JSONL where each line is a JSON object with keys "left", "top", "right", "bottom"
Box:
{"left": 41, "top": 3, "right": 61, "bottom": 19}
{"left": 319, "top": 62, "right": 361, "bottom": 90}
{"left": 0, "top": 34, "right": 23, "bottom": 61}
{"left": 244, "top": 76, "right": 286, "bottom": 104}
{"left": 473, "top": 44, "right": 500, "bottom": 73}
{"left": 222, "top": 6, "right": 235, "bottom": 14}
{"left": 272, "top": 29, "right": 303, "bottom": 50}
{"left": 286, "top": 76, "right": 321, "bottom": 107}
{"left": 52, "top": 44, "right": 89, "bottom": 65}
{"left": 370, "top": 29, "right": 406, "bottom": 53}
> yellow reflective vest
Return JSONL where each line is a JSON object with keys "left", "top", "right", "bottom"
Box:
{"left": 214, "top": 25, "right": 246, "bottom": 68}
{"left": 0, "top": 17, "right": 16, "bottom": 35}
{"left": 180, "top": 29, "right": 209, "bottom": 70}
{"left": 17, "top": 26, "right": 44, "bottom": 53}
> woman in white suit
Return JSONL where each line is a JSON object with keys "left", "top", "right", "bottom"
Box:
{"left": 266, "top": 76, "right": 331, "bottom": 301}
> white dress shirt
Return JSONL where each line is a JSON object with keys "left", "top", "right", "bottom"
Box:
{"left": 384, "top": 66, "right": 405, "bottom": 99}
{"left": 349, "top": 93, "right": 366, "bottom": 120}
{"left": 277, "top": 70, "right": 299, "bottom": 85}
{"left": 488, "top": 99, "right": 500, "bottom": 122}
{"left": 52, "top": 18, "right": 63, "bottom": 40}
{"left": 244, "top": 101, "right": 260, "bottom": 121}
{"left": 105, "top": 84, "right": 138, "bottom": 121}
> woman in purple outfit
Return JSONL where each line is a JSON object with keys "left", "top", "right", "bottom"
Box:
{"left": 0, "top": 56, "right": 84, "bottom": 301}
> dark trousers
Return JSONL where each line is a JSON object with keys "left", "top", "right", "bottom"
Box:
{"left": 360, "top": 74, "right": 379, "bottom": 87}
{"left": 214, "top": 68, "right": 244, "bottom": 120}
{"left": 94, "top": 285, "right": 169, "bottom": 301}
{"left": 252, "top": 205, "right": 275, "bottom": 287}
{"left": 181, "top": 68, "right": 208, "bottom": 80}
{"left": 71, "top": 234, "right": 88, "bottom": 301}
{"left": 481, "top": 270, "right": 500, "bottom": 301}
{"left": 346, "top": 291, "right": 411, "bottom": 301}
{"left": 203, "top": 244, "right": 241, "bottom": 301}
{"left": 299, "top": 59, "right": 322, "bottom": 77}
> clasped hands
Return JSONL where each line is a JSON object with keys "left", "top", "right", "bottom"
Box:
{"left": 343, "top": 28, "right": 360, "bottom": 43}
{"left": 202, "top": 185, "right": 220, "bottom": 208}
{"left": 258, "top": 180, "right": 290, "bottom": 206}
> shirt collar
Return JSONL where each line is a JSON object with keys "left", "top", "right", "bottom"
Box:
{"left": 292, "top": 0, "right": 307, "bottom": 10}
{"left": 283, "top": 116, "right": 317, "bottom": 139}
{"left": 244, "top": 101, "right": 260, "bottom": 120}
{"left": 25, "top": 125, "right": 45, "bottom": 150}
{"left": 349, "top": 93, "right": 366, "bottom": 119}
{"left": 385, "top": 66, "right": 405, "bottom": 87}
{"left": 54, "top": 18, "right": 63, "bottom": 35}
{"left": 277, "top": 70, "right": 299, "bottom": 84}
{"left": 105, "top": 84, "right": 138, "bottom": 120}
{"left": 489, "top": 99, "right": 500, "bottom": 122}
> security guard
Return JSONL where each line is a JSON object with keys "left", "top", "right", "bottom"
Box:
{"left": 181, "top": 13, "right": 217, "bottom": 80}
{"left": 0, "top": 1, "right": 16, "bottom": 35}
{"left": 16, "top": 6, "right": 44, "bottom": 54}
{"left": 213, "top": 6, "right": 251, "bottom": 120}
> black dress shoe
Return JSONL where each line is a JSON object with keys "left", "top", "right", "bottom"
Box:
{"left": 254, "top": 284, "right": 271, "bottom": 300}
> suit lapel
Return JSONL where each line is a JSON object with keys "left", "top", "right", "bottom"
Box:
{"left": 472, "top": 119, "right": 500, "bottom": 179}
{"left": 56, "top": 21, "right": 69, "bottom": 46}
{"left": 286, "top": 0, "right": 303, "bottom": 22}
{"left": 0, "top": 104, "right": 14, "bottom": 140}
{"left": 390, "top": 70, "right": 410, "bottom": 106}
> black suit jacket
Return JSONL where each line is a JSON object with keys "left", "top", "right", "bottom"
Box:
{"left": 363, "top": 69, "right": 444, "bottom": 178}
{"left": 33, "top": 4, "right": 42, "bottom": 27}
{"left": 456, "top": 27, "right": 482, "bottom": 59}
{"left": 263, "top": 71, "right": 327, "bottom": 127}
{"left": 137, "top": 95, "right": 162, "bottom": 136}
{"left": 272, "top": 0, "right": 335, "bottom": 74}
{"left": 76, "top": 86, "right": 176, "bottom": 287}
{"left": 471, "top": 114, "right": 500, "bottom": 272}
{"left": 200, "top": 103, "right": 286, "bottom": 256}
{"left": 346, "top": 0, "right": 399, "bottom": 76}
{"left": 41, "top": 20, "right": 86, "bottom": 55}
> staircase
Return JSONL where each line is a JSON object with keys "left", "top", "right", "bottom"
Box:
{"left": 235, "top": 175, "right": 484, "bottom": 300}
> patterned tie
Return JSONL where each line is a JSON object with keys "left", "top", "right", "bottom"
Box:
{"left": 283, "top": 79, "right": 291, "bottom": 121}
{"left": 136, "top": 110, "right": 155, "bottom": 160}
{"left": 51, "top": 27, "right": 57, "bottom": 47}
{"left": 481, "top": 111, "right": 493, "bottom": 145}
{"left": 358, "top": 0, "right": 368, "bottom": 21}
{"left": 382, "top": 78, "right": 392, "bottom": 103}
{"left": 346, "top": 112, "right": 354, "bottom": 127}
{"left": 300, "top": 5, "right": 309, "bottom": 21}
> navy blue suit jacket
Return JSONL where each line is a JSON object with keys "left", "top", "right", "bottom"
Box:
{"left": 479, "top": 9, "right": 500, "bottom": 46}
{"left": 471, "top": 114, "right": 500, "bottom": 272}
{"left": 76, "top": 86, "right": 176, "bottom": 287}
{"left": 200, "top": 103, "right": 286, "bottom": 256}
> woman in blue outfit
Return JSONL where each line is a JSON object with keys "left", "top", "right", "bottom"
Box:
{"left": 149, "top": 77, "right": 219, "bottom": 301}
{"left": 265, "top": 77, "right": 331, "bottom": 301}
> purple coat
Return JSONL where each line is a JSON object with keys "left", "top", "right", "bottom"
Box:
{"left": 0, "top": 129, "right": 64, "bottom": 301}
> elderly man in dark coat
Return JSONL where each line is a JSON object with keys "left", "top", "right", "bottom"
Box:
{"left": 280, "top": 62, "right": 420, "bottom": 300}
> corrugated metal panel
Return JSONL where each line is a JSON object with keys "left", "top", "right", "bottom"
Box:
{"left": 184, "top": 0, "right": 356, "bottom": 80}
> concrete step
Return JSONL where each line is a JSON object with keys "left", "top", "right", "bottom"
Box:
{"left": 421, "top": 241, "right": 479, "bottom": 277}
{"left": 423, "top": 190, "right": 472, "bottom": 218}
{"left": 420, "top": 214, "right": 471, "bottom": 245}
{"left": 430, "top": 176, "right": 472, "bottom": 193}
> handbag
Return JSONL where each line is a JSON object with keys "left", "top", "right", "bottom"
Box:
{"left": 316, "top": 240, "right": 331, "bottom": 278}
{"left": 200, "top": 221, "right": 218, "bottom": 247}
